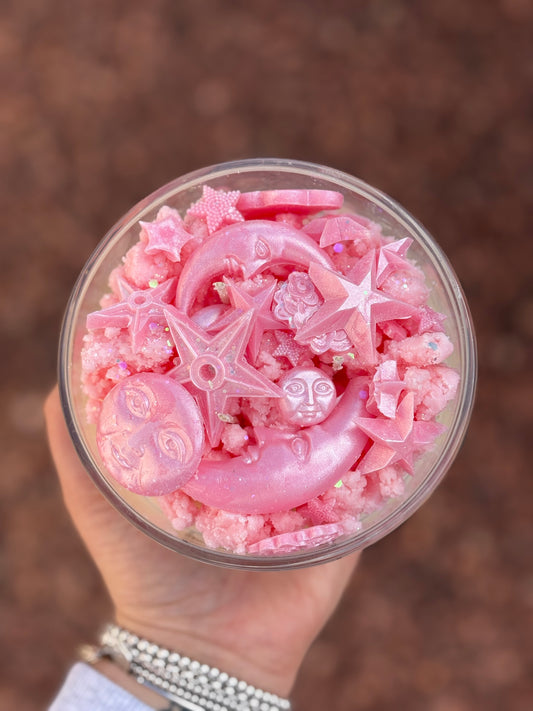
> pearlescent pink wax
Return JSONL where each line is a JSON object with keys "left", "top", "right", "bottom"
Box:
{"left": 81, "top": 185, "right": 460, "bottom": 556}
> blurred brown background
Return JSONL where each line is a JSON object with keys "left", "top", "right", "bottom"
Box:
{"left": 1, "top": 1, "right": 532, "bottom": 709}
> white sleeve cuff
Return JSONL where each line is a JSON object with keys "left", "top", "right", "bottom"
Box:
{"left": 48, "top": 662, "right": 154, "bottom": 711}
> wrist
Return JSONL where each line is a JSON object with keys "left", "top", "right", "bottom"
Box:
{"left": 90, "top": 622, "right": 293, "bottom": 710}
{"left": 115, "top": 613, "right": 299, "bottom": 697}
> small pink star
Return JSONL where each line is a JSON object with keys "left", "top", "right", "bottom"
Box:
{"left": 86, "top": 277, "right": 177, "bottom": 350}
{"left": 187, "top": 185, "right": 244, "bottom": 234}
{"left": 376, "top": 238, "right": 414, "bottom": 287}
{"left": 164, "top": 306, "right": 282, "bottom": 447}
{"left": 272, "top": 330, "right": 308, "bottom": 366}
{"left": 366, "top": 360, "right": 406, "bottom": 418}
{"left": 296, "top": 251, "right": 415, "bottom": 365}
{"left": 355, "top": 392, "right": 444, "bottom": 475}
{"left": 222, "top": 276, "right": 285, "bottom": 363}
{"left": 141, "top": 207, "right": 194, "bottom": 262}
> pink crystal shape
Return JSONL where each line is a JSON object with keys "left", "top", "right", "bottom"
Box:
{"left": 164, "top": 306, "right": 282, "bottom": 447}
{"left": 86, "top": 277, "right": 177, "bottom": 350}
{"left": 141, "top": 207, "right": 194, "bottom": 262}
{"left": 96, "top": 373, "right": 204, "bottom": 495}
{"left": 366, "top": 360, "right": 406, "bottom": 418}
{"left": 375, "top": 238, "right": 414, "bottom": 287}
{"left": 296, "top": 251, "right": 415, "bottom": 365}
{"left": 355, "top": 392, "right": 444, "bottom": 475}
{"left": 187, "top": 185, "right": 244, "bottom": 234}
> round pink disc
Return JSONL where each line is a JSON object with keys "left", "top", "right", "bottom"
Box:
{"left": 248, "top": 523, "right": 345, "bottom": 555}
{"left": 236, "top": 189, "right": 344, "bottom": 217}
{"left": 97, "top": 373, "right": 204, "bottom": 496}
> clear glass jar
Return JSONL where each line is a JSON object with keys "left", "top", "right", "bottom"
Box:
{"left": 59, "top": 158, "right": 476, "bottom": 570}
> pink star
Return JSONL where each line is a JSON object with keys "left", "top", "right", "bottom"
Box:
{"left": 376, "top": 238, "right": 416, "bottom": 287}
{"left": 86, "top": 277, "right": 177, "bottom": 350}
{"left": 366, "top": 360, "right": 406, "bottom": 418}
{"left": 222, "top": 276, "right": 285, "bottom": 363}
{"left": 296, "top": 251, "right": 415, "bottom": 365}
{"left": 187, "top": 185, "right": 244, "bottom": 234}
{"left": 355, "top": 392, "right": 444, "bottom": 475}
{"left": 141, "top": 207, "right": 194, "bottom": 262}
{"left": 164, "top": 306, "right": 282, "bottom": 446}
{"left": 272, "top": 330, "right": 308, "bottom": 366}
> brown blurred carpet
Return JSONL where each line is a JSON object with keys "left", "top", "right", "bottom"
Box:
{"left": 1, "top": 1, "right": 532, "bottom": 710}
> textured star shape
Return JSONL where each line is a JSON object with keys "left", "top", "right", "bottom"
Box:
{"left": 222, "top": 276, "right": 284, "bottom": 363}
{"left": 164, "top": 306, "right": 282, "bottom": 446}
{"left": 366, "top": 360, "right": 406, "bottom": 418}
{"left": 141, "top": 206, "right": 194, "bottom": 262}
{"left": 355, "top": 392, "right": 444, "bottom": 475}
{"left": 86, "top": 277, "right": 177, "bottom": 350}
{"left": 187, "top": 185, "right": 244, "bottom": 234}
{"left": 376, "top": 238, "right": 414, "bottom": 287}
{"left": 272, "top": 330, "right": 308, "bottom": 366}
{"left": 296, "top": 251, "right": 415, "bottom": 365}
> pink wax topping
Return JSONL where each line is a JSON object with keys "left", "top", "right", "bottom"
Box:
{"left": 182, "top": 377, "right": 370, "bottom": 514}
{"left": 80, "top": 183, "right": 459, "bottom": 555}
{"left": 175, "top": 219, "right": 333, "bottom": 314}
{"left": 355, "top": 391, "right": 444, "bottom": 475}
{"left": 86, "top": 277, "right": 177, "bottom": 350}
{"left": 237, "top": 189, "right": 344, "bottom": 217}
{"left": 248, "top": 523, "right": 346, "bottom": 555}
{"left": 164, "top": 306, "right": 282, "bottom": 447}
{"left": 187, "top": 185, "right": 244, "bottom": 234}
{"left": 141, "top": 207, "right": 194, "bottom": 262}
{"left": 97, "top": 373, "right": 204, "bottom": 496}
{"left": 278, "top": 366, "right": 336, "bottom": 427}
{"left": 296, "top": 251, "right": 415, "bottom": 365}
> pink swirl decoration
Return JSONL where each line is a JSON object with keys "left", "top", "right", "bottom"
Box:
{"left": 273, "top": 272, "right": 321, "bottom": 329}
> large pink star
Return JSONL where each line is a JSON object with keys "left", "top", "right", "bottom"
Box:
{"left": 296, "top": 251, "right": 415, "bottom": 365}
{"left": 141, "top": 206, "right": 194, "bottom": 262}
{"left": 164, "top": 306, "right": 282, "bottom": 446}
{"left": 86, "top": 277, "right": 177, "bottom": 350}
{"left": 376, "top": 238, "right": 414, "bottom": 287}
{"left": 366, "top": 360, "right": 406, "bottom": 418}
{"left": 187, "top": 185, "right": 244, "bottom": 234}
{"left": 355, "top": 392, "right": 444, "bottom": 475}
{"left": 222, "top": 276, "right": 285, "bottom": 363}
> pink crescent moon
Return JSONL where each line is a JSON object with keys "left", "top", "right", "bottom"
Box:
{"left": 175, "top": 220, "right": 334, "bottom": 314}
{"left": 182, "top": 377, "right": 370, "bottom": 514}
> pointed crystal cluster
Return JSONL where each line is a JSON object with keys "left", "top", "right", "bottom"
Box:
{"left": 81, "top": 184, "right": 459, "bottom": 555}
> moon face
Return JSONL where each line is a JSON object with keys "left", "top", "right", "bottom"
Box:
{"left": 278, "top": 367, "right": 337, "bottom": 427}
{"left": 176, "top": 220, "right": 334, "bottom": 313}
{"left": 97, "top": 373, "right": 204, "bottom": 496}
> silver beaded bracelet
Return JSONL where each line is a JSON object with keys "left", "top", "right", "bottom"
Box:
{"left": 80, "top": 624, "right": 292, "bottom": 711}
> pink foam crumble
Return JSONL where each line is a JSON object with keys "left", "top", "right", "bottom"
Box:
{"left": 81, "top": 185, "right": 461, "bottom": 556}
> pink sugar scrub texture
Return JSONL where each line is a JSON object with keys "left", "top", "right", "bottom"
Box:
{"left": 81, "top": 185, "right": 459, "bottom": 556}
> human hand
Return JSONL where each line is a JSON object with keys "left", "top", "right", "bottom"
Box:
{"left": 45, "top": 386, "right": 359, "bottom": 697}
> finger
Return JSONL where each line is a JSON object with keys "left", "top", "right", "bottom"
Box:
{"left": 44, "top": 386, "right": 113, "bottom": 526}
